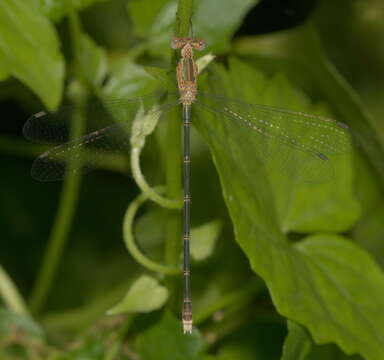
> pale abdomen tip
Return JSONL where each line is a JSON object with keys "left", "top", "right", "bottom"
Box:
{"left": 183, "top": 320, "right": 193, "bottom": 334}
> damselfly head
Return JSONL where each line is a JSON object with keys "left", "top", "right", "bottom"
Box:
{"left": 171, "top": 37, "right": 184, "bottom": 49}
{"left": 171, "top": 37, "right": 206, "bottom": 51}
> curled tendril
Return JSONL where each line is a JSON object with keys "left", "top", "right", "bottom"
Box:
{"left": 130, "top": 103, "right": 182, "bottom": 210}
{"left": 123, "top": 188, "right": 181, "bottom": 275}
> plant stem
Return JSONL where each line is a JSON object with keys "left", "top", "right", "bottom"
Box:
{"left": 29, "top": 108, "right": 85, "bottom": 314}
{"left": 28, "top": 2, "right": 86, "bottom": 315}
{"left": 174, "top": 0, "right": 194, "bottom": 37}
{"left": 0, "top": 265, "right": 29, "bottom": 316}
{"left": 164, "top": 0, "right": 194, "bottom": 307}
{"left": 164, "top": 111, "right": 183, "bottom": 267}
{"left": 123, "top": 190, "right": 180, "bottom": 274}
{"left": 131, "top": 147, "right": 182, "bottom": 209}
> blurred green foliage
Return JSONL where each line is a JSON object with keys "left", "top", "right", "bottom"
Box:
{"left": 0, "top": 0, "right": 384, "bottom": 359}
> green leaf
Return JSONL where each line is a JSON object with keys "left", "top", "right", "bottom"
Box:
{"left": 39, "top": 0, "right": 108, "bottom": 22}
{"left": 282, "top": 321, "right": 312, "bottom": 360}
{"left": 107, "top": 275, "right": 168, "bottom": 315}
{"left": 79, "top": 34, "right": 107, "bottom": 87}
{"left": 127, "top": 0, "right": 174, "bottom": 37}
{"left": 353, "top": 203, "right": 384, "bottom": 268}
{"left": 135, "top": 312, "right": 203, "bottom": 360}
{"left": 259, "top": 73, "right": 359, "bottom": 233}
{"left": 0, "top": 0, "right": 64, "bottom": 109}
{"left": 99, "top": 56, "right": 163, "bottom": 124}
{"left": 235, "top": 23, "right": 384, "bottom": 182}
{"left": 305, "top": 343, "right": 362, "bottom": 360}
{"left": 198, "top": 58, "right": 359, "bottom": 234}
{"left": 193, "top": 0, "right": 257, "bottom": 52}
{"left": 352, "top": 151, "right": 382, "bottom": 217}
{"left": 102, "top": 56, "right": 159, "bottom": 99}
{"left": 127, "top": 0, "right": 176, "bottom": 57}
{"left": 295, "top": 236, "right": 384, "bottom": 358}
{"left": 191, "top": 220, "right": 222, "bottom": 261}
{"left": 127, "top": 0, "right": 256, "bottom": 55}
{"left": 194, "top": 60, "right": 384, "bottom": 359}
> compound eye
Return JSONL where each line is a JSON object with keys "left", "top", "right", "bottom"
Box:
{"left": 171, "top": 38, "right": 181, "bottom": 49}
{"left": 195, "top": 40, "right": 206, "bottom": 51}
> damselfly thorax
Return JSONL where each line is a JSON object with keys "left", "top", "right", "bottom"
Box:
{"left": 171, "top": 37, "right": 206, "bottom": 106}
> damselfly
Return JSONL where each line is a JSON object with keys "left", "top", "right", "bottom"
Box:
{"left": 24, "top": 37, "right": 350, "bottom": 334}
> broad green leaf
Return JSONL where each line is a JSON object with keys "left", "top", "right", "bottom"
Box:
{"left": 190, "top": 220, "right": 222, "bottom": 261}
{"left": 127, "top": 0, "right": 176, "bottom": 57}
{"left": 102, "top": 56, "right": 159, "bottom": 99}
{"left": 260, "top": 73, "right": 359, "bottom": 233}
{"left": 352, "top": 151, "right": 382, "bottom": 217}
{"left": 306, "top": 343, "right": 363, "bottom": 360}
{"left": 127, "top": 0, "right": 256, "bottom": 55}
{"left": 194, "top": 60, "right": 384, "bottom": 359}
{"left": 39, "top": 0, "right": 108, "bottom": 22}
{"left": 0, "top": 0, "right": 64, "bottom": 109}
{"left": 234, "top": 23, "right": 384, "bottom": 182}
{"left": 193, "top": 0, "right": 257, "bottom": 52}
{"left": 282, "top": 321, "right": 312, "bottom": 360}
{"left": 287, "top": 235, "right": 384, "bottom": 359}
{"left": 79, "top": 34, "right": 107, "bottom": 87}
{"left": 135, "top": 312, "right": 203, "bottom": 360}
{"left": 353, "top": 203, "right": 384, "bottom": 268}
{"left": 197, "top": 58, "right": 359, "bottom": 233}
{"left": 127, "top": 0, "right": 174, "bottom": 37}
{"left": 100, "top": 56, "right": 162, "bottom": 123}
{"left": 107, "top": 275, "right": 168, "bottom": 314}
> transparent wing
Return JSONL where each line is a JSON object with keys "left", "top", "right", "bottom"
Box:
{"left": 23, "top": 94, "right": 175, "bottom": 144}
{"left": 24, "top": 95, "right": 179, "bottom": 181}
{"left": 195, "top": 93, "right": 351, "bottom": 183}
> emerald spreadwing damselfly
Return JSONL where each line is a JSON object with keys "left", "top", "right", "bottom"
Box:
{"left": 23, "top": 37, "right": 350, "bottom": 333}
